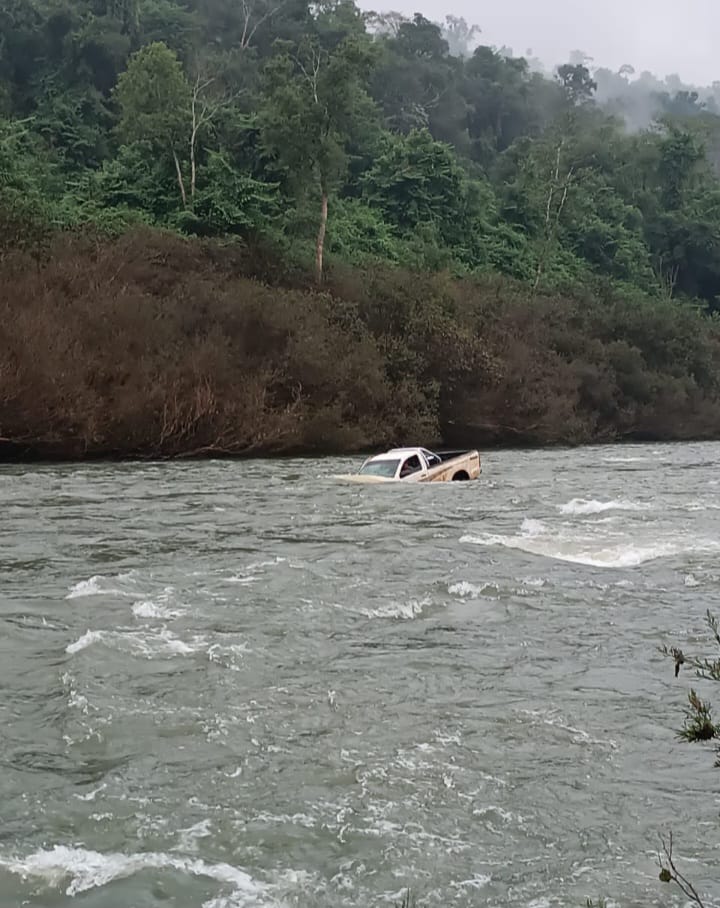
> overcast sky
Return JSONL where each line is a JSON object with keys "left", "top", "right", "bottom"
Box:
{"left": 359, "top": 0, "right": 720, "bottom": 85}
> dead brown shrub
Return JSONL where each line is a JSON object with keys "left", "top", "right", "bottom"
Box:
{"left": 2, "top": 227, "right": 720, "bottom": 459}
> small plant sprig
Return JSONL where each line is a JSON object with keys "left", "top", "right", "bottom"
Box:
{"left": 660, "top": 609, "right": 720, "bottom": 757}
{"left": 661, "top": 610, "right": 720, "bottom": 682}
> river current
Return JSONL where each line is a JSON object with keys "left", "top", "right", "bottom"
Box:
{"left": 1, "top": 443, "right": 720, "bottom": 907}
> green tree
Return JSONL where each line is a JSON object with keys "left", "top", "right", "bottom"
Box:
{"left": 114, "top": 41, "right": 191, "bottom": 205}
{"left": 359, "top": 128, "right": 485, "bottom": 261}
{"left": 175, "top": 149, "right": 278, "bottom": 235}
{"left": 556, "top": 62, "right": 597, "bottom": 107}
{"left": 258, "top": 34, "right": 377, "bottom": 281}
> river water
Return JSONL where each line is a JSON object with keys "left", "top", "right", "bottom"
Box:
{"left": 2, "top": 443, "right": 720, "bottom": 907}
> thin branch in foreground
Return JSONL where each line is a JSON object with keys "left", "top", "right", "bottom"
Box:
{"left": 394, "top": 889, "right": 416, "bottom": 908}
{"left": 657, "top": 831, "right": 706, "bottom": 907}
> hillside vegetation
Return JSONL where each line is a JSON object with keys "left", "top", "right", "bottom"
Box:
{"left": 3, "top": 0, "right": 720, "bottom": 457}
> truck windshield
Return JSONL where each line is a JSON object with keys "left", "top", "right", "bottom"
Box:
{"left": 359, "top": 459, "right": 400, "bottom": 478}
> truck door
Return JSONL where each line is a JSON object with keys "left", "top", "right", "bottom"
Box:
{"left": 399, "top": 454, "right": 424, "bottom": 480}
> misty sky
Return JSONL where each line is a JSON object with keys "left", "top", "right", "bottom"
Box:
{"left": 359, "top": 0, "right": 720, "bottom": 85}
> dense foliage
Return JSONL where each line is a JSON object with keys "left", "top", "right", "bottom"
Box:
{"left": 3, "top": 0, "right": 720, "bottom": 456}
{"left": 3, "top": 0, "right": 720, "bottom": 304}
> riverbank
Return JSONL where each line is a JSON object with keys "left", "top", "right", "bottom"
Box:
{"left": 2, "top": 227, "right": 720, "bottom": 461}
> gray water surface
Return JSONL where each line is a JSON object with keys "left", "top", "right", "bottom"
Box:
{"left": 1, "top": 444, "right": 720, "bottom": 907}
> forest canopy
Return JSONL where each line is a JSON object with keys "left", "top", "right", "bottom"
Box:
{"left": 2, "top": 0, "right": 720, "bottom": 304}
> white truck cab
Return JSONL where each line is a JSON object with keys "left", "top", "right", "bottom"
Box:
{"left": 357, "top": 447, "right": 434, "bottom": 481}
{"left": 354, "top": 446, "right": 479, "bottom": 483}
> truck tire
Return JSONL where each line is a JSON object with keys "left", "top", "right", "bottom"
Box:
{"left": 452, "top": 471, "right": 469, "bottom": 481}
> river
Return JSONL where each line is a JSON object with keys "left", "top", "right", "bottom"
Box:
{"left": 1, "top": 443, "right": 719, "bottom": 907}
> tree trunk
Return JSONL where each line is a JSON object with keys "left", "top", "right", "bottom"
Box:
{"left": 190, "top": 128, "right": 197, "bottom": 203}
{"left": 533, "top": 140, "right": 572, "bottom": 293}
{"left": 315, "top": 192, "right": 328, "bottom": 284}
{"left": 189, "top": 79, "right": 200, "bottom": 203}
{"left": 172, "top": 148, "right": 187, "bottom": 208}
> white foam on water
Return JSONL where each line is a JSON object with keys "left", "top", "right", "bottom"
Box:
{"left": 250, "top": 556, "right": 286, "bottom": 567}
{"left": 61, "top": 672, "right": 89, "bottom": 712}
{"left": 558, "top": 498, "right": 647, "bottom": 516}
{"left": 173, "top": 819, "right": 213, "bottom": 853}
{"left": 131, "top": 587, "right": 185, "bottom": 620}
{"left": 461, "top": 515, "right": 720, "bottom": 568}
{"left": 342, "top": 596, "right": 432, "bottom": 620}
{"left": 433, "top": 729, "right": 462, "bottom": 747}
{"left": 224, "top": 557, "right": 287, "bottom": 586}
{"left": 66, "top": 573, "right": 138, "bottom": 599}
{"left": 683, "top": 499, "right": 720, "bottom": 511}
{"left": 66, "top": 630, "right": 104, "bottom": 654}
{"left": 132, "top": 600, "right": 184, "bottom": 620}
{"left": 66, "top": 627, "right": 205, "bottom": 658}
{"left": 250, "top": 811, "right": 317, "bottom": 829}
{"left": 0, "top": 845, "right": 261, "bottom": 902}
{"left": 73, "top": 783, "right": 106, "bottom": 803}
{"left": 519, "top": 709, "right": 618, "bottom": 750}
{"left": 448, "top": 581, "right": 499, "bottom": 599}
{"left": 362, "top": 600, "right": 424, "bottom": 620}
{"left": 452, "top": 874, "right": 491, "bottom": 889}
{"left": 207, "top": 642, "right": 251, "bottom": 671}
{"left": 204, "top": 868, "right": 314, "bottom": 908}
{"left": 520, "top": 518, "right": 546, "bottom": 536}
{"left": 472, "top": 805, "right": 526, "bottom": 826}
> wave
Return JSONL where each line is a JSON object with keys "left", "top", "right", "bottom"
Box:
{"left": 471, "top": 805, "right": 527, "bottom": 826}
{"left": 66, "top": 630, "right": 105, "bottom": 654}
{"left": 66, "top": 627, "right": 203, "bottom": 658}
{"left": 357, "top": 598, "right": 429, "bottom": 620}
{"left": 207, "top": 642, "right": 251, "bottom": 671}
{"left": 460, "top": 518, "right": 720, "bottom": 568}
{"left": 682, "top": 499, "right": 720, "bottom": 512}
{"left": 557, "top": 498, "right": 647, "bottom": 516}
{"left": 173, "top": 819, "right": 213, "bottom": 854}
{"left": 131, "top": 587, "right": 185, "bottom": 620}
{"left": 223, "top": 557, "right": 287, "bottom": 586}
{"left": 448, "top": 581, "right": 499, "bottom": 599}
{"left": 452, "top": 875, "right": 491, "bottom": 890}
{"left": 518, "top": 708, "right": 618, "bottom": 750}
{"left": 132, "top": 600, "right": 184, "bottom": 620}
{"left": 66, "top": 573, "right": 138, "bottom": 599}
{"left": 0, "top": 845, "right": 261, "bottom": 902}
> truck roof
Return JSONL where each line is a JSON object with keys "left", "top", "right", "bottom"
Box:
{"left": 366, "top": 447, "right": 429, "bottom": 461}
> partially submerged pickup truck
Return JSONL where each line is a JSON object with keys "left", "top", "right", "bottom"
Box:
{"left": 339, "top": 447, "right": 482, "bottom": 483}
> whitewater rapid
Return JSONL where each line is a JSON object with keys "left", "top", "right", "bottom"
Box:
{"left": 2, "top": 443, "right": 720, "bottom": 907}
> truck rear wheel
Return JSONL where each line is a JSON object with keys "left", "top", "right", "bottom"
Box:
{"left": 452, "top": 471, "right": 469, "bottom": 481}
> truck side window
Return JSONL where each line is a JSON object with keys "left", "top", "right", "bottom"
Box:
{"left": 400, "top": 455, "right": 422, "bottom": 477}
